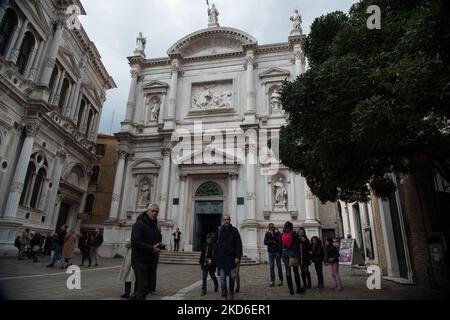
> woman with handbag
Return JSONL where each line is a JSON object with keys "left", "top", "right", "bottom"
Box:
{"left": 281, "top": 221, "right": 305, "bottom": 295}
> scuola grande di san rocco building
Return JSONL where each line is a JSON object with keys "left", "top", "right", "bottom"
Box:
{"left": 0, "top": 0, "right": 116, "bottom": 255}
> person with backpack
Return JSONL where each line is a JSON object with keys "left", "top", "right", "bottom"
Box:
{"left": 281, "top": 221, "right": 304, "bottom": 295}
{"left": 199, "top": 233, "right": 219, "bottom": 296}
{"left": 264, "top": 223, "right": 283, "bottom": 287}
{"left": 297, "top": 227, "right": 312, "bottom": 289}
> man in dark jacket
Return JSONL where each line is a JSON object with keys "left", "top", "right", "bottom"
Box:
{"left": 199, "top": 232, "right": 219, "bottom": 295}
{"left": 215, "top": 214, "right": 242, "bottom": 300}
{"left": 264, "top": 223, "right": 283, "bottom": 287}
{"left": 47, "top": 225, "right": 67, "bottom": 267}
{"left": 130, "top": 204, "right": 162, "bottom": 300}
{"left": 92, "top": 229, "right": 103, "bottom": 267}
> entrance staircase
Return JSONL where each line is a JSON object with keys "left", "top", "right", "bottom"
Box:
{"left": 158, "top": 251, "right": 259, "bottom": 265}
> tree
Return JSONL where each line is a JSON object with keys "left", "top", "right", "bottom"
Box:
{"left": 280, "top": 0, "right": 450, "bottom": 203}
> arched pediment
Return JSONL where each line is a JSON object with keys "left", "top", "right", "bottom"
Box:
{"left": 167, "top": 27, "right": 257, "bottom": 59}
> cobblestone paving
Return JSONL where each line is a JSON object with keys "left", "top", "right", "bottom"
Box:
{"left": 0, "top": 255, "right": 445, "bottom": 300}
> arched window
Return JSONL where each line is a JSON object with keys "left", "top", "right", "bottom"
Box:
{"left": 16, "top": 31, "right": 35, "bottom": 74}
{"left": 77, "top": 100, "right": 85, "bottom": 128}
{"left": 58, "top": 78, "right": 70, "bottom": 109}
{"left": 30, "top": 168, "right": 46, "bottom": 209}
{"left": 85, "top": 109, "right": 93, "bottom": 135}
{"left": 20, "top": 162, "right": 35, "bottom": 205}
{"left": 48, "top": 66, "right": 59, "bottom": 93}
{"left": 84, "top": 194, "right": 95, "bottom": 214}
{"left": 0, "top": 9, "right": 18, "bottom": 56}
{"left": 90, "top": 165, "right": 100, "bottom": 184}
{"left": 195, "top": 182, "right": 223, "bottom": 197}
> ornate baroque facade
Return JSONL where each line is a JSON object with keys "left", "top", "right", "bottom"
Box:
{"left": 0, "top": 0, "right": 116, "bottom": 255}
{"left": 102, "top": 6, "right": 339, "bottom": 261}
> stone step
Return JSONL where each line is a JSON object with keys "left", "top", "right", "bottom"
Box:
{"left": 157, "top": 251, "right": 259, "bottom": 265}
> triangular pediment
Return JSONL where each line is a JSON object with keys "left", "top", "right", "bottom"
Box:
{"left": 143, "top": 80, "right": 169, "bottom": 89}
{"left": 174, "top": 146, "right": 243, "bottom": 165}
{"left": 20, "top": 0, "right": 51, "bottom": 36}
{"left": 259, "top": 67, "right": 291, "bottom": 79}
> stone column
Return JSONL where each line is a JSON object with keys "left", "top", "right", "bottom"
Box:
{"left": 177, "top": 174, "right": 187, "bottom": 247}
{"left": 49, "top": 68, "right": 63, "bottom": 103}
{"left": 165, "top": 59, "right": 182, "bottom": 129}
{"left": 39, "top": 21, "right": 64, "bottom": 87}
{"left": 48, "top": 149, "right": 66, "bottom": 228}
{"left": 52, "top": 70, "right": 66, "bottom": 106}
{"left": 303, "top": 181, "right": 320, "bottom": 237}
{"left": 108, "top": 145, "right": 129, "bottom": 221}
{"left": 124, "top": 69, "right": 140, "bottom": 123}
{"left": 230, "top": 173, "right": 238, "bottom": 225}
{"left": 245, "top": 144, "right": 257, "bottom": 221}
{"left": 244, "top": 50, "right": 257, "bottom": 123}
{"left": 64, "top": 82, "right": 77, "bottom": 117}
{"left": 3, "top": 123, "right": 39, "bottom": 218}
{"left": 27, "top": 40, "right": 45, "bottom": 82}
{"left": 159, "top": 144, "right": 172, "bottom": 221}
{"left": 288, "top": 172, "right": 295, "bottom": 211}
{"left": 293, "top": 44, "right": 305, "bottom": 77}
{"left": 8, "top": 18, "right": 28, "bottom": 64}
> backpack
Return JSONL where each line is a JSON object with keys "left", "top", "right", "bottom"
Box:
{"left": 282, "top": 232, "right": 293, "bottom": 249}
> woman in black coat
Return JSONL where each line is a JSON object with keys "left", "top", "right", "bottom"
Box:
{"left": 310, "top": 236, "right": 325, "bottom": 288}
{"left": 297, "top": 227, "right": 312, "bottom": 289}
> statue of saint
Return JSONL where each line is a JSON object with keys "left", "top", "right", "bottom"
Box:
{"left": 150, "top": 98, "right": 160, "bottom": 121}
{"left": 290, "top": 9, "right": 302, "bottom": 34}
{"left": 273, "top": 178, "right": 287, "bottom": 208}
{"left": 270, "top": 89, "right": 282, "bottom": 112}
{"left": 138, "top": 179, "right": 151, "bottom": 206}
{"left": 135, "top": 32, "right": 146, "bottom": 53}
{"left": 208, "top": 3, "right": 220, "bottom": 27}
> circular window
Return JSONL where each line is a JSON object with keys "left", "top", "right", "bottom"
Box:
{"left": 1, "top": 161, "right": 7, "bottom": 170}
{"left": 25, "top": 213, "right": 30, "bottom": 219}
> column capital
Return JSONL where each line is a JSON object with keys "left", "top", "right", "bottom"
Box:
{"left": 161, "top": 144, "right": 172, "bottom": 157}
{"left": 130, "top": 69, "right": 140, "bottom": 79}
{"left": 56, "top": 148, "right": 67, "bottom": 159}
{"left": 171, "top": 60, "right": 183, "bottom": 76}
{"left": 229, "top": 172, "right": 239, "bottom": 179}
{"left": 117, "top": 144, "right": 129, "bottom": 159}
{"left": 23, "top": 122, "right": 40, "bottom": 137}
{"left": 244, "top": 55, "right": 258, "bottom": 70}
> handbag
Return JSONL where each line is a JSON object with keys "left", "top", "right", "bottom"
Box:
{"left": 289, "top": 257, "right": 298, "bottom": 268}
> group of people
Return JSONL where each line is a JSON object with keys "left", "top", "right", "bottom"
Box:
{"left": 264, "top": 222, "right": 343, "bottom": 294}
{"left": 15, "top": 225, "right": 103, "bottom": 269}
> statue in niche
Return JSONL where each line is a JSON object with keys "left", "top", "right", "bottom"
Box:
{"left": 290, "top": 9, "right": 302, "bottom": 34}
{"left": 150, "top": 97, "right": 160, "bottom": 121}
{"left": 273, "top": 178, "right": 287, "bottom": 211}
{"left": 138, "top": 179, "right": 151, "bottom": 207}
{"left": 270, "top": 88, "right": 282, "bottom": 113}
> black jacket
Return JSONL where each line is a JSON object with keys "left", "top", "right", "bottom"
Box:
{"left": 311, "top": 244, "right": 324, "bottom": 263}
{"left": 93, "top": 234, "right": 103, "bottom": 247}
{"left": 199, "top": 243, "right": 217, "bottom": 272}
{"left": 326, "top": 245, "right": 340, "bottom": 263}
{"left": 215, "top": 224, "right": 242, "bottom": 273}
{"left": 131, "top": 212, "right": 162, "bottom": 263}
{"left": 264, "top": 230, "right": 282, "bottom": 253}
{"left": 57, "top": 230, "right": 66, "bottom": 246}
{"left": 297, "top": 236, "right": 311, "bottom": 263}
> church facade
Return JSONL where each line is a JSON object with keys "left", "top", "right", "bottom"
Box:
{"left": 102, "top": 7, "right": 339, "bottom": 261}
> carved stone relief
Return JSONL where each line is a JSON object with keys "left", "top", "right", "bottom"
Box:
{"left": 190, "top": 81, "right": 233, "bottom": 113}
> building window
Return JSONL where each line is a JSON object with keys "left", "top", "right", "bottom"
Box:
{"left": 85, "top": 109, "right": 93, "bottom": 136}
{"left": 48, "top": 66, "right": 58, "bottom": 94}
{"left": 96, "top": 144, "right": 106, "bottom": 156}
{"left": 30, "top": 168, "right": 46, "bottom": 209}
{"left": 20, "top": 162, "right": 36, "bottom": 205}
{"left": 90, "top": 166, "right": 100, "bottom": 184}
{"left": 84, "top": 194, "right": 95, "bottom": 214}
{"left": 0, "top": 9, "right": 18, "bottom": 56}
{"left": 77, "top": 100, "right": 85, "bottom": 128}
{"left": 16, "top": 31, "right": 35, "bottom": 74}
{"left": 58, "top": 78, "right": 70, "bottom": 109}
{"left": 322, "top": 229, "right": 336, "bottom": 240}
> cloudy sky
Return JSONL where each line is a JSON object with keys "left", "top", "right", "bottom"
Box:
{"left": 79, "top": 0, "right": 356, "bottom": 135}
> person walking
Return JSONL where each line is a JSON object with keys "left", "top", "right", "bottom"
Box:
{"left": 199, "top": 233, "right": 219, "bottom": 296}
{"left": 215, "top": 214, "right": 242, "bottom": 300}
{"left": 20, "top": 228, "right": 32, "bottom": 259}
{"left": 61, "top": 230, "right": 77, "bottom": 269}
{"left": 30, "top": 232, "right": 42, "bottom": 263}
{"left": 118, "top": 238, "right": 136, "bottom": 299}
{"left": 325, "top": 237, "right": 343, "bottom": 291}
{"left": 297, "top": 227, "right": 312, "bottom": 289}
{"left": 172, "top": 228, "right": 182, "bottom": 252}
{"left": 80, "top": 233, "right": 93, "bottom": 267}
{"left": 281, "top": 221, "right": 304, "bottom": 295}
{"left": 92, "top": 229, "right": 103, "bottom": 267}
{"left": 264, "top": 223, "right": 283, "bottom": 287}
{"left": 47, "top": 225, "right": 67, "bottom": 267}
{"left": 310, "top": 236, "right": 325, "bottom": 288}
{"left": 130, "top": 204, "right": 162, "bottom": 300}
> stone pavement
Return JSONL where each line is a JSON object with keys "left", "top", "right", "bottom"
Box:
{"left": 0, "top": 254, "right": 445, "bottom": 300}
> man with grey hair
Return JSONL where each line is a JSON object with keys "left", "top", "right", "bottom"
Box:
{"left": 130, "top": 204, "right": 162, "bottom": 300}
{"left": 215, "top": 214, "right": 242, "bottom": 300}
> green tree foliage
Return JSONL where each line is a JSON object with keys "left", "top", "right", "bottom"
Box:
{"left": 280, "top": 0, "right": 450, "bottom": 203}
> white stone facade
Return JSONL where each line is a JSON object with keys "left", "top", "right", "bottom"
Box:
{"left": 0, "top": 0, "right": 115, "bottom": 255}
{"left": 102, "top": 7, "right": 338, "bottom": 262}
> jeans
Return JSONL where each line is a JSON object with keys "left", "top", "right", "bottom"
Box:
{"left": 281, "top": 249, "right": 300, "bottom": 278}
{"left": 174, "top": 240, "right": 180, "bottom": 252}
{"left": 219, "top": 268, "right": 236, "bottom": 296}
{"left": 51, "top": 245, "right": 62, "bottom": 264}
{"left": 202, "top": 269, "right": 218, "bottom": 291}
{"left": 268, "top": 252, "right": 283, "bottom": 283}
